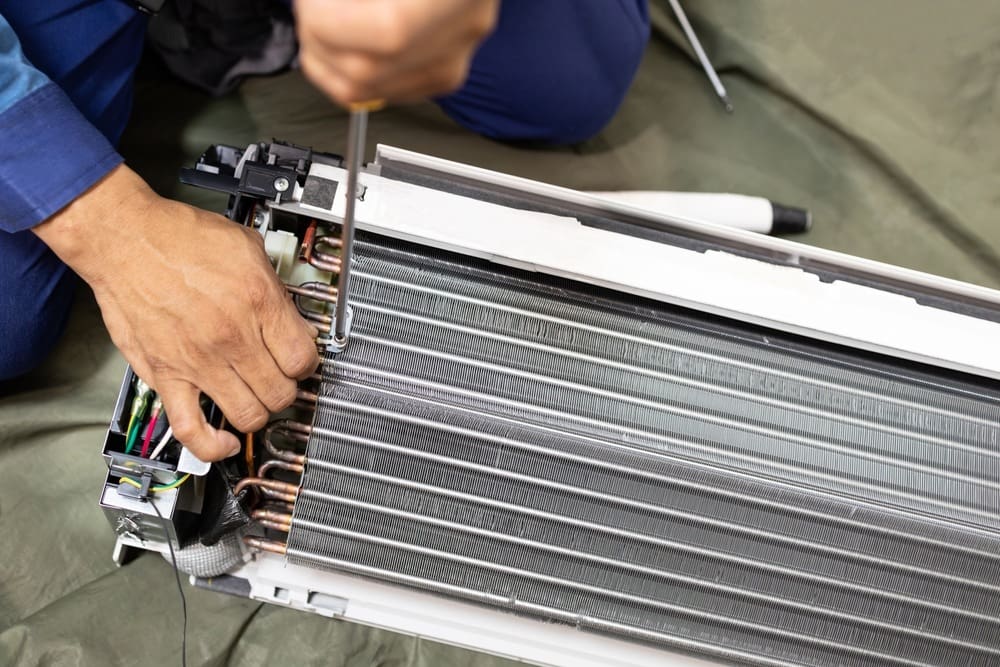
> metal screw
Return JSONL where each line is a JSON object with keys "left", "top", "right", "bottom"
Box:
{"left": 273, "top": 176, "right": 291, "bottom": 192}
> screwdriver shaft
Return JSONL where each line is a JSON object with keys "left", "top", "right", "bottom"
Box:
{"left": 333, "top": 108, "right": 368, "bottom": 345}
{"left": 667, "top": 0, "right": 733, "bottom": 112}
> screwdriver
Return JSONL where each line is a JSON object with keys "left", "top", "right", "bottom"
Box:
{"left": 666, "top": 0, "right": 733, "bottom": 113}
{"left": 332, "top": 100, "right": 383, "bottom": 348}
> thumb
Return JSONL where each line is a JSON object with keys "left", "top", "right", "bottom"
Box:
{"left": 159, "top": 380, "right": 241, "bottom": 461}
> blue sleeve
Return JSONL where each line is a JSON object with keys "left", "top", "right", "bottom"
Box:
{"left": 0, "top": 12, "right": 123, "bottom": 233}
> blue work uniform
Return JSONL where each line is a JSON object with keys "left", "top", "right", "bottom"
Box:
{"left": 0, "top": 0, "right": 649, "bottom": 380}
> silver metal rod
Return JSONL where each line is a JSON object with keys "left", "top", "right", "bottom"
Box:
{"left": 666, "top": 0, "right": 733, "bottom": 112}
{"left": 332, "top": 109, "right": 368, "bottom": 344}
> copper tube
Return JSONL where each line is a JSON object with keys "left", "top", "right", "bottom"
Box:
{"left": 283, "top": 419, "right": 313, "bottom": 435}
{"left": 308, "top": 372, "right": 322, "bottom": 382}
{"left": 263, "top": 420, "right": 310, "bottom": 464}
{"left": 245, "top": 431, "right": 255, "bottom": 477}
{"left": 305, "top": 311, "right": 332, "bottom": 326}
{"left": 243, "top": 535, "right": 287, "bottom": 555}
{"left": 285, "top": 282, "right": 338, "bottom": 302}
{"left": 307, "top": 315, "right": 332, "bottom": 334}
{"left": 309, "top": 257, "right": 341, "bottom": 273}
{"left": 314, "top": 235, "right": 342, "bottom": 251}
{"left": 233, "top": 477, "right": 299, "bottom": 502}
{"left": 296, "top": 389, "right": 318, "bottom": 404}
{"left": 259, "top": 486, "right": 298, "bottom": 503}
{"left": 312, "top": 249, "right": 341, "bottom": 266}
{"left": 261, "top": 500, "right": 295, "bottom": 514}
{"left": 299, "top": 220, "right": 318, "bottom": 262}
{"left": 258, "top": 459, "right": 305, "bottom": 478}
{"left": 252, "top": 509, "right": 293, "bottom": 528}
{"left": 256, "top": 519, "right": 291, "bottom": 534}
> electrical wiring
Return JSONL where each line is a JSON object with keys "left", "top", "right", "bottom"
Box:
{"left": 140, "top": 398, "right": 164, "bottom": 458}
{"left": 125, "top": 380, "right": 152, "bottom": 455}
{"left": 148, "top": 499, "right": 187, "bottom": 667}
{"left": 124, "top": 417, "right": 143, "bottom": 455}
{"left": 148, "top": 426, "right": 174, "bottom": 461}
{"left": 119, "top": 473, "right": 191, "bottom": 493}
{"left": 140, "top": 412, "right": 160, "bottom": 458}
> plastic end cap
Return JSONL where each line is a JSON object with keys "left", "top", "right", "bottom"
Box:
{"left": 770, "top": 201, "right": 812, "bottom": 234}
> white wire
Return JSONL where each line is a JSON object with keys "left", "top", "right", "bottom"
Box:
{"left": 148, "top": 425, "right": 174, "bottom": 460}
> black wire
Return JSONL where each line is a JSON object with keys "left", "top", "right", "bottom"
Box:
{"left": 149, "top": 499, "right": 188, "bottom": 667}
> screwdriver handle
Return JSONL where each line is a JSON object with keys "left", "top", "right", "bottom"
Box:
{"left": 349, "top": 99, "right": 386, "bottom": 113}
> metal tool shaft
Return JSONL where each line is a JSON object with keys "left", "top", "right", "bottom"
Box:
{"left": 333, "top": 108, "right": 368, "bottom": 345}
{"left": 667, "top": 0, "right": 733, "bottom": 112}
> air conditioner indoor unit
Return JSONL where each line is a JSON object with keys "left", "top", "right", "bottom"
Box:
{"left": 100, "top": 140, "right": 1000, "bottom": 667}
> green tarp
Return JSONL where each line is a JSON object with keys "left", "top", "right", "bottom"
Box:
{"left": 3, "top": 2, "right": 998, "bottom": 665}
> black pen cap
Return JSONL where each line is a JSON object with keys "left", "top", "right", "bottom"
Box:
{"left": 770, "top": 201, "right": 812, "bottom": 234}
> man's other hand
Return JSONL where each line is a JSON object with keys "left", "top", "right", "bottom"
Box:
{"left": 296, "top": 0, "right": 499, "bottom": 105}
{"left": 34, "top": 165, "right": 320, "bottom": 462}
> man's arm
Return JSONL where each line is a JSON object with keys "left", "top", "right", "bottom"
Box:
{"left": 0, "top": 12, "right": 123, "bottom": 232}
{"left": 34, "top": 165, "right": 320, "bottom": 461}
{"left": 0, "top": 11, "right": 319, "bottom": 460}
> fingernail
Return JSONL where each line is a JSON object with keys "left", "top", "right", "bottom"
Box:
{"left": 227, "top": 444, "right": 242, "bottom": 458}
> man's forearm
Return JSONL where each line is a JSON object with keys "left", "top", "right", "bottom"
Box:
{"left": 0, "top": 11, "right": 123, "bottom": 233}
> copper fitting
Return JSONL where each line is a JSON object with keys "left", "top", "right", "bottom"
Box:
{"left": 307, "top": 315, "right": 332, "bottom": 334}
{"left": 312, "top": 249, "right": 341, "bottom": 267}
{"left": 309, "top": 256, "right": 341, "bottom": 273}
{"left": 312, "top": 235, "right": 343, "bottom": 268}
{"left": 294, "top": 387, "right": 319, "bottom": 412}
{"left": 296, "top": 389, "right": 318, "bottom": 404}
{"left": 286, "top": 282, "right": 338, "bottom": 303}
{"left": 305, "top": 311, "right": 332, "bottom": 326}
{"left": 263, "top": 419, "right": 310, "bottom": 464}
{"left": 258, "top": 459, "right": 305, "bottom": 478}
{"left": 262, "top": 500, "right": 296, "bottom": 514}
{"left": 314, "top": 235, "right": 342, "bottom": 251}
{"left": 259, "top": 486, "right": 298, "bottom": 502}
{"left": 256, "top": 519, "right": 290, "bottom": 533}
{"left": 252, "top": 509, "right": 293, "bottom": 529}
{"left": 233, "top": 477, "right": 299, "bottom": 502}
{"left": 245, "top": 431, "right": 255, "bottom": 477}
{"left": 243, "top": 535, "right": 287, "bottom": 555}
{"left": 299, "top": 220, "right": 318, "bottom": 262}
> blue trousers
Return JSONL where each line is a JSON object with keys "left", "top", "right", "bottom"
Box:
{"left": 0, "top": 0, "right": 649, "bottom": 379}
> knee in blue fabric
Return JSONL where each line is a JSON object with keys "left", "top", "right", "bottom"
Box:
{"left": 0, "top": 231, "right": 77, "bottom": 380}
{"left": 438, "top": 1, "right": 651, "bottom": 145}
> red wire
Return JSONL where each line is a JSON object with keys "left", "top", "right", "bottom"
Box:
{"left": 140, "top": 412, "right": 160, "bottom": 458}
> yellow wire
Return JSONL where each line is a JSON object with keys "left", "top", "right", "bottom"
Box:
{"left": 119, "top": 474, "right": 191, "bottom": 493}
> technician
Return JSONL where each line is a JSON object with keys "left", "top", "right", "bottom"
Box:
{"left": 0, "top": 0, "right": 650, "bottom": 459}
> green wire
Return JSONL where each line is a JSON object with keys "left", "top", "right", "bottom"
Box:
{"left": 153, "top": 474, "right": 191, "bottom": 492}
{"left": 124, "top": 415, "right": 143, "bottom": 455}
{"left": 119, "top": 474, "right": 191, "bottom": 493}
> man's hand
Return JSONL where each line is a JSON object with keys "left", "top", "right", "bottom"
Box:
{"left": 34, "top": 165, "right": 320, "bottom": 461}
{"left": 296, "top": 0, "right": 499, "bottom": 105}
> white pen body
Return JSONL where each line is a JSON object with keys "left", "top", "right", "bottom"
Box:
{"left": 589, "top": 191, "right": 779, "bottom": 234}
